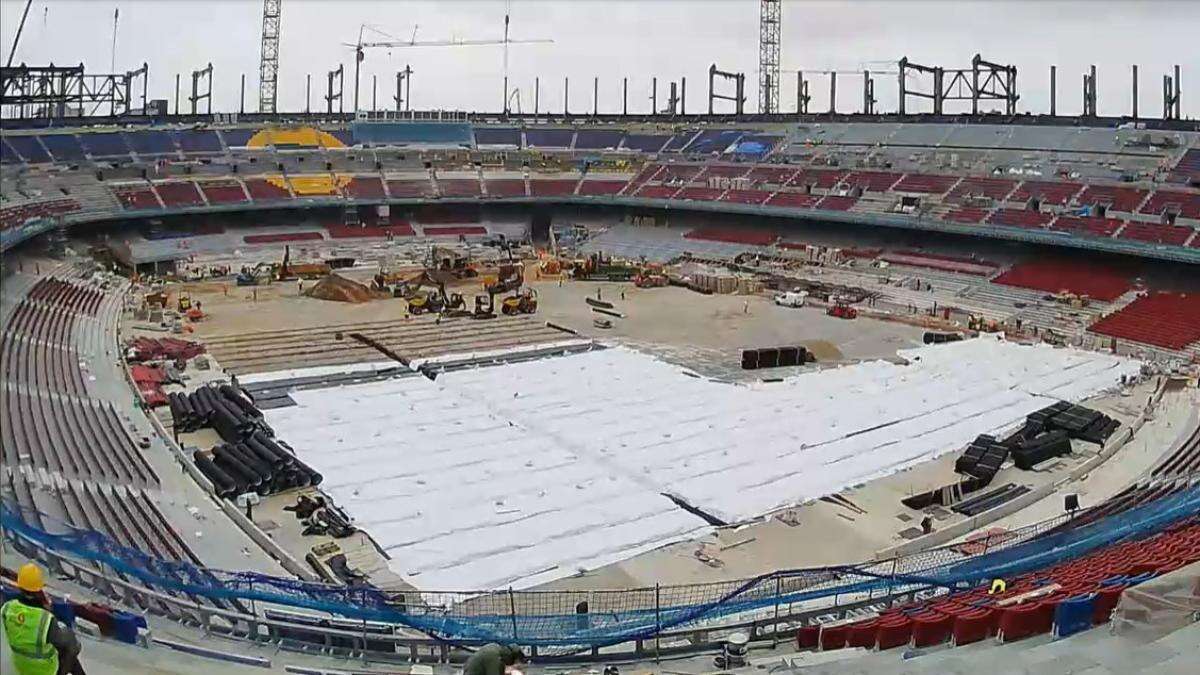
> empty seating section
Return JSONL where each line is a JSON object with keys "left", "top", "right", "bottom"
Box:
{"left": 1118, "top": 222, "right": 1193, "bottom": 246}
{"left": 987, "top": 208, "right": 1053, "bottom": 229}
{"left": 0, "top": 276, "right": 157, "bottom": 487}
{"left": 621, "top": 134, "right": 671, "bottom": 152}
{"left": 243, "top": 231, "right": 324, "bottom": 244}
{"left": 892, "top": 173, "right": 959, "bottom": 194}
{"left": 439, "top": 179, "right": 482, "bottom": 197}
{"left": 217, "top": 128, "right": 255, "bottom": 148}
{"left": 787, "top": 168, "right": 846, "bottom": 190}
{"left": 993, "top": 259, "right": 1131, "bottom": 301}
{"left": 636, "top": 185, "right": 678, "bottom": 199}
{"left": 843, "top": 170, "right": 903, "bottom": 192}
{"left": 676, "top": 187, "right": 724, "bottom": 202}
{"left": 198, "top": 181, "right": 247, "bottom": 204}
{"left": 112, "top": 186, "right": 160, "bottom": 211}
{"left": 684, "top": 227, "right": 776, "bottom": 246}
{"left": 385, "top": 179, "right": 433, "bottom": 198}
{"left": 529, "top": 179, "right": 578, "bottom": 196}
{"left": 945, "top": 208, "right": 991, "bottom": 224}
{"left": 682, "top": 130, "right": 745, "bottom": 154}
{"left": 765, "top": 192, "right": 821, "bottom": 208}
{"left": 321, "top": 128, "right": 353, "bottom": 148}
{"left": 947, "top": 177, "right": 1017, "bottom": 203}
{"left": 1139, "top": 190, "right": 1200, "bottom": 220}
{"left": 421, "top": 225, "right": 488, "bottom": 236}
{"left": 661, "top": 132, "right": 697, "bottom": 152}
{"left": 123, "top": 130, "right": 178, "bottom": 156}
{"left": 720, "top": 189, "right": 771, "bottom": 205}
{"left": 474, "top": 128, "right": 521, "bottom": 146}
{"left": 175, "top": 130, "right": 223, "bottom": 154}
{"left": 1088, "top": 292, "right": 1200, "bottom": 350}
{"left": 573, "top": 130, "right": 625, "bottom": 150}
{"left": 485, "top": 179, "right": 528, "bottom": 197}
{"left": 326, "top": 222, "right": 415, "bottom": 238}
{"left": 1077, "top": 185, "right": 1149, "bottom": 213}
{"left": 696, "top": 164, "right": 750, "bottom": 180}
{"left": 1168, "top": 149, "right": 1200, "bottom": 184}
{"left": 1051, "top": 216, "right": 1124, "bottom": 237}
{"left": 658, "top": 165, "right": 704, "bottom": 184}
{"left": 4, "top": 136, "right": 52, "bottom": 163}
{"left": 154, "top": 181, "right": 204, "bottom": 207}
{"left": 78, "top": 133, "right": 130, "bottom": 157}
{"left": 746, "top": 166, "right": 798, "bottom": 185}
{"left": 0, "top": 199, "right": 80, "bottom": 230}
{"left": 578, "top": 180, "right": 626, "bottom": 196}
{"left": 817, "top": 195, "right": 858, "bottom": 211}
{"left": 244, "top": 178, "right": 292, "bottom": 201}
{"left": 0, "top": 138, "right": 18, "bottom": 164}
{"left": 38, "top": 134, "right": 87, "bottom": 162}
{"left": 344, "top": 177, "right": 386, "bottom": 199}
{"left": 525, "top": 128, "right": 575, "bottom": 148}
{"left": 1010, "top": 180, "right": 1082, "bottom": 205}
{"left": 813, "top": 517, "right": 1200, "bottom": 653}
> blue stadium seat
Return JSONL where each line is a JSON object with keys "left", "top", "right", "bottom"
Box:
{"left": 351, "top": 121, "right": 472, "bottom": 146}
{"left": 124, "top": 130, "right": 178, "bottom": 156}
{"left": 574, "top": 130, "right": 625, "bottom": 150}
{"left": 0, "top": 137, "right": 20, "bottom": 164}
{"left": 474, "top": 127, "right": 522, "bottom": 147}
{"left": 683, "top": 130, "right": 746, "bottom": 154}
{"left": 322, "top": 128, "right": 354, "bottom": 147}
{"left": 78, "top": 132, "right": 131, "bottom": 157}
{"left": 621, "top": 134, "right": 671, "bottom": 153}
{"left": 4, "top": 136, "right": 52, "bottom": 163}
{"left": 38, "top": 134, "right": 87, "bottom": 161}
{"left": 218, "top": 128, "right": 255, "bottom": 148}
{"left": 660, "top": 131, "right": 698, "bottom": 152}
{"left": 175, "top": 130, "right": 223, "bottom": 154}
{"left": 525, "top": 128, "right": 575, "bottom": 148}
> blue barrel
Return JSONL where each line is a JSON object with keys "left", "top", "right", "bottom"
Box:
{"left": 50, "top": 599, "right": 76, "bottom": 627}
{"left": 1054, "top": 593, "right": 1096, "bottom": 637}
{"left": 109, "top": 610, "right": 140, "bottom": 644}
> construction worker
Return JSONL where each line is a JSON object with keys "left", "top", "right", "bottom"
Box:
{"left": 989, "top": 578, "right": 1007, "bottom": 595}
{"left": 2, "top": 563, "right": 85, "bottom": 675}
{"left": 463, "top": 643, "right": 526, "bottom": 675}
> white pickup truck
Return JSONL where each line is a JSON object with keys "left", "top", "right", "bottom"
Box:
{"left": 774, "top": 291, "right": 808, "bottom": 308}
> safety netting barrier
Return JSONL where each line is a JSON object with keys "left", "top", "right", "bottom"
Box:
{"left": 2, "top": 485, "right": 1198, "bottom": 648}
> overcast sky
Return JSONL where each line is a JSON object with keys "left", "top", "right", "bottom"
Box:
{"left": 2, "top": 0, "right": 1197, "bottom": 118}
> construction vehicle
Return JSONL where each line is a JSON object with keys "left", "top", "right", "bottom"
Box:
{"left": 572, "top": 252, "right": 641, "bottom": 281}
{"left": 633, "top": 265, "right": 668, "bottom": 288}
{"left": 177, "top": 292, "right": 193, "bottom": 312}
{"left": 969, "top": 315, "right": 1002, "bottom": 332}
{"left": 236, "top": 263, "right": 274, "bottom": 286}
{"left": 398, "top": 271, "right": 466, "bottom": 315}
{"left": 827, "top": 301, "right": 858, "bottom": 319}
{"left": 427, "top": 245, "right": 477, "bottom": 279}
{"left": 501, "top": 288, "right": 538, "bottom": 315}
{"left": 277, "top": 245, "right": 331, "bottom": 281}
{"left": 774, "top": 290, "right": 808, "bottom": 307}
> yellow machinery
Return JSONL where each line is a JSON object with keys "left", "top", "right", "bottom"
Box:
{"left": 501, "top": 288, "right": 538, "bottom": 315}
{"left": 177, "top": 292, "right": 193, "bottom": 312}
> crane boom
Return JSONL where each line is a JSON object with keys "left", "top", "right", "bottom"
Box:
{"left": 352, "top": 38, "right": 552, "bottom": 49}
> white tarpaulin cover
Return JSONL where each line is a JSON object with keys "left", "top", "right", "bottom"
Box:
{"left": 264, "top": 337, "right": 1140, "bottom": 590}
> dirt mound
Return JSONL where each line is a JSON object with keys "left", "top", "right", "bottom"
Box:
{"left": 304, "top": 274, "right": 380, "bottom": 303}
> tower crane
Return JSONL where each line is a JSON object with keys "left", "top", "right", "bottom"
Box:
{"left": 343, "top": 12, "right": 552, "bottom": 114}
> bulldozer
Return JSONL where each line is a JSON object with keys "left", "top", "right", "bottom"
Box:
{"left": 501, "top": 288, "right": 538, "bottom": 315}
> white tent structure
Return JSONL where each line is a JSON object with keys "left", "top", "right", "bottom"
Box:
{"left": 265, "top": 337, "right": 1140, "bottom": 590}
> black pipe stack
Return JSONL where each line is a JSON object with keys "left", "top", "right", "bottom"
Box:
{"left": 169, "top": 384, "right": 271, "bottom": 440}
{"left": 195, "top": 431, "right": 323, "bottom": 499}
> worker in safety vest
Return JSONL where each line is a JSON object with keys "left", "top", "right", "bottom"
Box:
{"left": 2, "top": 563, "right": 85, "bottom": 675}
{"left": 463, "top": 643, "right": 526, "bottom": 675}
{"left": 989, "top": 578, "right": 1007, "bottom": 595}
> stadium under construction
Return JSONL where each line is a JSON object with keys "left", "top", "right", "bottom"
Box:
{"left": 1, "top": 1, "right": 1199, "bottom": 673}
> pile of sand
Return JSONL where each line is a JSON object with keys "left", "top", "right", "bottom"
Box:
{"left": 304, "top": 274, "right": 380, "bottom": 303}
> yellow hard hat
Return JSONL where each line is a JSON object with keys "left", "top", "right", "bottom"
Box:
{"left": 16, "top": 563, "right": 44, "bottom": 593}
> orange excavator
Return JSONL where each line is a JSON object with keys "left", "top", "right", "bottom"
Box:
{"left": 827, "top": 301, "right": 859, "bottom": 319}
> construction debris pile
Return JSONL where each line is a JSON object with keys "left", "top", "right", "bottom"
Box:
{"left": 304, "top": 274, "right": 379, "bottom": 303}
{"left": 126, "top": 337, "right": 206, "bottom": 362}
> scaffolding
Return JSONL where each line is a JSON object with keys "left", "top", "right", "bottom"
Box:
{"left": 0, "top": 63, "right": 148, "bottom": 118}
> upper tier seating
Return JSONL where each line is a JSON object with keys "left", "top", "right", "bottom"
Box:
{"left": 987, "top": 208, "right": 1053, "bottom": 229}
{"left": 676, "top": 187, "right": 724, "bottom": 201}
{"left": 891, "top": 173, "right": 959, "bottom": 194}
{"left": 658, "top": 164, "right": 705, "bottom": 184}
{"left": 1009, "top": 180, "right": 1083, "bottom": 205}
{"left": 1076, "top": 185, "right": 1149, "bottom": 213}
{"left": 0, "top": 138, "right": 18, "bottom": 164}
{"left": 485, "top": 179, "right": 528, "bottom": 197}
{"left": 474, "top": 128, "right": 521, "bottom": 146}
{"left": 684, "top": 227, "right": 776, "bottom": 246}
{"left": 39, "top": 134, "right": 87, "bottom": 162}
{"left": 842, "top": 170, "right": 903, "bottom": 192}
{"left": 787, "top": 168, "right": 846, "bottom": 190}
{"left": 78, "top": 133, "right": 131, "bottom": 158}
{"left": 525, "top": 129, "right": 575, "bottom": 148}
{"left": 1139, "top": 190, "right": 1200, "bottom": 220}
{"left": 3, "top": 136, "right": 52, "bottom": 163}
{"left": 577, "top": 180, "right": 626, "bottom": 196}
{"left": 817, "top": 195, "right": 858, "bottom": 210}
{"left": 439, "top": 178, "right": 482, "bottom": 197}
{"left": 765, "top": 192, "right": 821, "bottom": 208}
{"left": 529, "top": 179, "right": 578, "bottom": 196}
{"left": 1167, "top": 148, "right": 1200, "bottom": 184}
{"left": 945, "top": 208, "right": 991, "bottom": 224}
{"left": 385, "top": 179, "right": 434, "bottom": 198}
{"left": 636, "top": 185, "right": 678, "bottom": 199}
{"left": 154, "top": 182, "right": 204, "bottom": 207}
{"left": 344, "top": 177, "right": 386, "bottom": 200}
{"left": 1088, "top": 291, "right": 1200, "bottom": 350}
{"left": 621, "top": 134, "right": 672, "bottom": 153}
{"left": 0, "top": 199, "right": 80, "bottom": 230}
{"left": 123, "top": 130, "right": 178, "bottom": 156}
{"left": 696, "top": 164, "right": 750, "bottom": 180}
{"left": 720, "top": 189, "right": 771, "bottom": 205}
{"left": 574, "top": 130, "right": 625, "bottom": 150}
{"left": 661, "top": 131, "right": 698, "bottom": 152}
{"left": 112, "top": 186, "right": 161, "bottom": 211}
{"left": 243, "top": 178, "right": 292, "bottom": 202}
{"left": 745, "top": 166, "right": 798, "bottom": 185}
{"left": 198, "top": 180, "right": 248, "bottom": 205}
{"left": 682, "top": 129, "right": 745, "bottom": 154}
{"left": 217, "top": 128, "right": 255, "bottom": 148}
{"left": 946, "top": 177, "right": 1017, "bottom": 203}
{"left": 1117, "top": 222, "right": 1194, "bottom": 246}
{"left": 993, "top": 259, "right": 1131, "bottom": 301}
{"left": 1050, "top": 216, "right": 1124, "bottom": 237}
{"left": 175, "top": 130, "right": 223, "bottom": 154}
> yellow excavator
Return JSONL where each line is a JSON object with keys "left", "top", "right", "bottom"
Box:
{"left": 403, "top": 271, "right": 466, "bottom": 315}
{"left": 501, "top": 287, "right": 538, "bottom": 315}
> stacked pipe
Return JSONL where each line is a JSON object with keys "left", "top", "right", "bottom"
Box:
{"left": 193, "top": 431, "right": 322, "bottom": 499}
{"left": 169, "top": 384, "right": 269, "bottom": 440}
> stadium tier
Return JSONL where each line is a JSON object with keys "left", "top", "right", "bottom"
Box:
{"left": 1088, "top": 291, "right": 1200, "bottom": 350}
